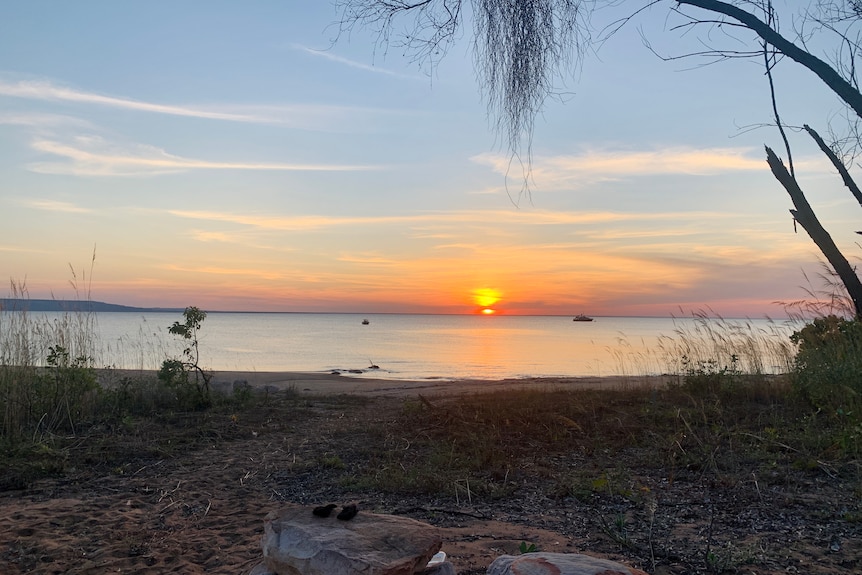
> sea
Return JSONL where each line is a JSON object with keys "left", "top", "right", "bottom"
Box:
{"left": 11, "top": 312, "right": 800, "bottom": 381}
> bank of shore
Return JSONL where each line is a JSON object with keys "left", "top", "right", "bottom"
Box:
{"left": 107, "top": 368, "right": 677, "bottom": 397}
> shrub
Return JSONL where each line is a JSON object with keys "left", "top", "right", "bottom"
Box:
{"left": 159, "top": 307, "right": 212, "bottom": 409}
{"left": 678, "top": 354, "right": 742, "bottom": 396}
{"left": 790, "top": 315, "right": 862, "bottom": 416}
{"left": 37, "top": 345, "right": 98, "bottom": 434}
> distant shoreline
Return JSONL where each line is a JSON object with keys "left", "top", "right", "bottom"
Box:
{"left": 0, "top": 299, "right": 182, "bottom": 313}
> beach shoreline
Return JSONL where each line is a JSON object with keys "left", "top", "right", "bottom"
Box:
{"left": 105, "top": 368, "right": 677, "bottom": 397}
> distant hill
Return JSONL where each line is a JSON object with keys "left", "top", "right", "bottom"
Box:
{"left": 0, "top": 299, "right": 182, "bottom": 313}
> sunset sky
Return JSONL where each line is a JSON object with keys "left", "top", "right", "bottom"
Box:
{"left": 1, "top": 1, "right": 859, "bottom": 317}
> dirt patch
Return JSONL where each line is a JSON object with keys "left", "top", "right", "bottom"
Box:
{"left": 1, "top": 381, "right": 859, "bottom": 574}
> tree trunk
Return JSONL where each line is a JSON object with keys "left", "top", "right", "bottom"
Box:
{"left": 765, "top": 146, "right": 862, "bottom": 319}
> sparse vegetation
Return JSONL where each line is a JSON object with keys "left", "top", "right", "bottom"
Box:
{"left": 0, "top": 300, "right": 249, "bottom": 488}
{"left": 1, "top": 290, "right": 861, "bottom": 573}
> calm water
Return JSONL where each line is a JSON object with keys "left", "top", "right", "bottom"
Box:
{"left": 14, "top": 312, "right": 799, "bottom": 380}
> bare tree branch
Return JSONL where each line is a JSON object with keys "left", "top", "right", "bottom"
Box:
{"left": 804, "top": 123, "right": 862, "bottom": 207}
{"left": 761, "top": 2, "right": 794, "bottom": 177}
{"left": 679, "top": 0, "right": 862, "bottom": 119}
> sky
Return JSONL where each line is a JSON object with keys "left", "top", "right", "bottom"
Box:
{"left": 1, "top": 1, "right": 860, "bottom": 317}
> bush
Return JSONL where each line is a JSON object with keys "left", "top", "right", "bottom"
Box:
{"left": 158, "top": 307, "right": 212, "bottom": 409}
{"left": 157, "top": 358, "right": 208, "bottom": 409}
{"left": 790, "top": 315, "right": 862, "bottom": 416}
{"left": 0, "top": 345, "right": 99, "bottom": 447}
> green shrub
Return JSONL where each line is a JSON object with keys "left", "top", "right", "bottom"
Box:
{"left": 159, "top": 307, "right": 212, "bottom": 409}
{"left": 39, "top": 345, "right": 98, "bottom": 432}
{"left": 790, "top": 315, "right": 862, "bottom": 416}
{"left": 678, "top": 354, "right": 742, "bottom": 396}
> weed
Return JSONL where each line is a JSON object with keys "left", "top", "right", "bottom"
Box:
{"left": 319, "top": 455, "right": 346, "bottom": 469}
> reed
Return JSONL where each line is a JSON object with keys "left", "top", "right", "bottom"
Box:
{"left": 608, "top": 310, "right": 797, "bottom": 379}
{"left": 101, "top": 316, "right": 171, "bottom": 371}
{"left": 0, "top": 280, "right": 100, "bottom": 445}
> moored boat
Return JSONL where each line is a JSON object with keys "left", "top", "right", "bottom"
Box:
{"left": 572, "top": 314, "right": 594, "bottom": 322}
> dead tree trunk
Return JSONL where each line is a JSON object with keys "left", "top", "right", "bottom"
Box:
{"left": 803, "top": 124, "right": 862, "bottom": 208}
{"left": 766, "top": 146, "right": 862, "bottom": 319}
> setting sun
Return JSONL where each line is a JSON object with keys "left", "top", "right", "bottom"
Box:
{"left": 472, "top": 288, "right": 501, "bottom": 314}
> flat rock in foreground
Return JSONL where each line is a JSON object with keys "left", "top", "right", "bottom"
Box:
{"left": 487, "top": 553, "right": 649, "bottom": 575}
{"left": 257, "top": 505, "right": 443, "bottom": 575}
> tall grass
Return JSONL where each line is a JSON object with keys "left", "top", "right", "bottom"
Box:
{"left": 0, "top": 280, "right": 100, "bottom": 445}
{"left": 608, "top": 310, "right": 797, "bottom": 378}
{"left": 101, "top": 316, "right": 172, "bottom": 371}
{"left": 657, "top": 310, "right": 796, "bottom": 376}
{"left": 0, "top": 281, "right": 238, "bottom": 453}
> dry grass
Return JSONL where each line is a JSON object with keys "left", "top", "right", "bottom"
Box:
{"left": 349, "top": 375, "right": 861, "bottom": 498}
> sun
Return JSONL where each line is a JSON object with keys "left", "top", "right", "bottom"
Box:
{"left": 472, "top": 288, "right": 501, "bottom": 314}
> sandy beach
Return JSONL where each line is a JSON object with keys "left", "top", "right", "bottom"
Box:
{"left": 99, "top": 368, "right": 675, "bottom": 399}
{"left": 205, "top": 370, "right": 675, "bottom": 397}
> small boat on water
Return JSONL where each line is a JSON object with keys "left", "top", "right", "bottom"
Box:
{"left": 572, "top": 314, "right": 594, "bottom": 322}
{"left": 361, "top": 318, "right": 370, "bottom": 325}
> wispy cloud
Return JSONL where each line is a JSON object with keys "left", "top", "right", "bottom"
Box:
{"left": 337, "top": 253, "right": 400, "bottom": 264}
{"left": 20, "top": 199, "right": 93, "bottom": 213}
{"left": 28, "top": 136, "right": 383, "bottom": 176}
{"left": 0, "top": 112, "right": 92, "bottom": 129}
{"left": 473, "top": 147, "right": 778, "bottom": 187}
{"left": 0, "top": 245, "right": 52, "bottom": 253}
{"left": 0, "top": 78, "right": 408, "bottom": 130}
{"left": 189, "top": 231, "right": 235, "bottom": 243}
{"left": 162, "top": 264, "right": 287, "bottom": 280}
{"left": 166, "top": 207, "right": 733, "bottom": 231}
{"left": 293, "top": 44, "right": 414, "bottom": 78}
{"left": 547, "top": 147, "right": 766, "bottom": 175}
{"left": 0, "top": 79, "right": 260, "bottom": 121}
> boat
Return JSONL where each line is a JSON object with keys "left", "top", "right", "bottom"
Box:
{"left": 361, "top": 319, "right": 370, "bottom": 325}
{"left": 572, "top": 314, "right": 594, "bottom": 322}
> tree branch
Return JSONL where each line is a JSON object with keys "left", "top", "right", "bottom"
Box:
{"left": 803, "top": 123, "right": 862, "bottom": 208}
{"left": 679, "top": 0, "right": 862, "bottom": 120}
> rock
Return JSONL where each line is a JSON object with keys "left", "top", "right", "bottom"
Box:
{"left": 424, "top": 560, "right": 457, "bottom": 575}
{"left": 487, "top": 553, "right": 649, "bottom": 575}
{"left": 250, "top": 557, "right": 456, "bottom": 575}
{"left": 249, "top": 563, "right": 275, "bottom": 575}
{"left": 260, "top": 505, "right": 443, "bottom": 575}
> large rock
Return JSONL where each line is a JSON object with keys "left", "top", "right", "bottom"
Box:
{"left": 487, "top": 553, "right": 649, "bottom": 575}
{"left": 258, "top": 505, "right": 444, "bottom": 575}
